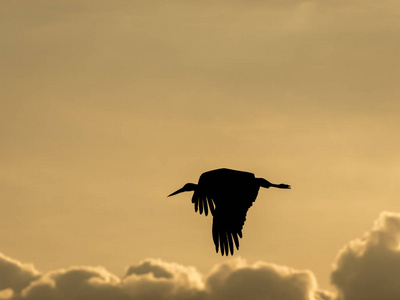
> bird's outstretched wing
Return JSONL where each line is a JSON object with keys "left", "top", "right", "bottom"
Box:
{"left": 212, "top": 188, "right": 258, "bottom": 256}
{"left": 191, "top": 190, "right": 215, "bottom": 216}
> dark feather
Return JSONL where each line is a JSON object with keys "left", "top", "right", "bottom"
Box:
{"left": 199, "top": 196, "right": 203, "bottom": 214}
{"left": 233, "top": 232, "right": 239, "bottom": 250}
{"left": 202, "top": 169, "right": 260, "bottom": 256}
{"left": 203, "top": 197, "right": 208, "bottom": 216}
{"left": 170, "top": 168, "right": 290, "bottom": 256}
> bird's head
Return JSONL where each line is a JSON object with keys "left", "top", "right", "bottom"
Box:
{"left": 168, "top": 183, "right": 197, "bottom": 197}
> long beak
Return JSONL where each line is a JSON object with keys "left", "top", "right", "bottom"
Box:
{"left": 168, "top": 187, "right": 186, "bottom": 197}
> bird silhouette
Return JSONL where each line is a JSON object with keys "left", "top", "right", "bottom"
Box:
{"left": 168, "top": 168, "right": 290, "bottom": 256}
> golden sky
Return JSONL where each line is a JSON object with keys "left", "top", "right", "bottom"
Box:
{"left": 1, "top": 1, "right": 400, "bottom": 299}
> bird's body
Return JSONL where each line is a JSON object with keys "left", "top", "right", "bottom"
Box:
{"left": 192, "top": 168, "right": 258, "bottom": 215}
{"left": 168, "top": 168, "right": 290, "bottom": 256}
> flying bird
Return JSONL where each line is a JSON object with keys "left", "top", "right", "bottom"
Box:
{"left": 168, "top": 168, "right": 290, "bottom": 256}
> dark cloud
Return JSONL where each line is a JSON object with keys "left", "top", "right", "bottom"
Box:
{"left": 0, "top": 253, "right": 39, "bottom": 294}
{"left": 332, "top": 212, "right": 400, "bottom": 300}
{"left": 315, "top": 290, "right": 335, "bottom": 300}
{"left": 204, "top": 259, "right": 324, "bottom": 300}
{"left": 125, "top": 259, "right": 173, "bottom": 279}
{"left": 19, "top": 266, "right": 128, "bottom": 300}
{"left": 0, "top": 255, "right": 324, "bottom": 300}
{"left": 121, "top": 259, "right": 203, "bottom": 300}
{"left": 7, "top": 211, "right": 400, "bottom": 300}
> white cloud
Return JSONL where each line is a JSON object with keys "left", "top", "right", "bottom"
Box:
{"left": 332, "top": 211, "right": 400, "bottom": 300}
{"left": 204, "top": 258, "right": 323, "bottom": 300}
{"left": 0, "top": 253, "right": 39, "bottom": 293}
{"left": 19, "top": 266, "right": 123, "bottom": 300}
{"left": 122, "top": 259, "right": 204, "bottom": 300}
{"left": 0, "top": 255, "right": 324, "bottom": 300}
{"left": 6, "top": 211, "right": 400, "bottom": 300}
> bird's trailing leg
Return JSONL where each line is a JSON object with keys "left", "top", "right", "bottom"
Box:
{"left": 257, "top": 178, "right": 291, "bottom": 189}
{"left": 270, "top": 183, "right": 291, "bottom": 189}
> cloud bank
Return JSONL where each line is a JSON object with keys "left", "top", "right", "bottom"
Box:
{"left": 332, "top": 211, "right": 400, "bottom": 300}
{"left": 0, "top": 255, "right": 326, "bottom": 300}
{"left": 3, "top": 212, "right": 400, "bottom": 300}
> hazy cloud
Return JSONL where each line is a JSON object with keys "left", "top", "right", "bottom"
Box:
{"left": 332, "top": 211, "right": 400, "bottom": 300}
{"left": 7, "top": 212, "right": 400, "bottom": 300}
{"left": 204, "top": 259, "right": 324, "bottom": 300}
{"left": 7, "top": 211, "right": 400, "bottom": 300}
{"left": 0, "top": 253, "right": 39, "bottom": 294}
{"left": 0, "top": 255, "right": 325, "bottom": 300}
{"left": 19, "top": 266, "right": 124, "bottom": 300}
{"left": 125, "top": 260, "right": 173, "bottom": 279}
{"left": 122, "top": 259, "right": 203, "bottom": 300}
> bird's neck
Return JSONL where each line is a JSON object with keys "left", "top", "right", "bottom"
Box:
{"left": 256, "top": 178, "right": 272, "bottom": 189}
{"left": 186, "top": 183, "right": 198, "bottom": 192}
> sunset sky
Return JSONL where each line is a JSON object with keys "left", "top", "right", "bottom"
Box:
{"left": 1, "top": 1, "right": 400, "bottom": 299}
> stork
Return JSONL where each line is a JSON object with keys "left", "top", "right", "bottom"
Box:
{"left": 168, "top": 168, "right": 290, "bottom": 256}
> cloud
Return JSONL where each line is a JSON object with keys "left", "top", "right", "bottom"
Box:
{"left": 122, "top": 259, "right": 203, "bottom": 300}
{"left": 0, "top": 255, "right": 325, "bottom": 300}
{"left": 204, "top": 259, "right": 327, "bottom": 300}
{"left": 7, "top": 211, "right": 400, "bottom": 300}
{"left": 0, "top": 253, "right": 39, "bottom": 294}
{"left": 331, "top": 211, "right": 400, "bottom": 300}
